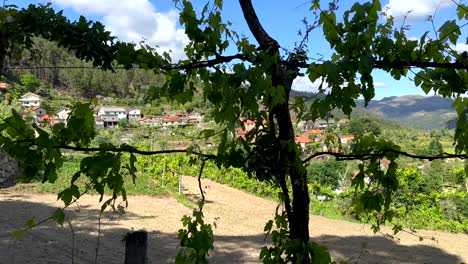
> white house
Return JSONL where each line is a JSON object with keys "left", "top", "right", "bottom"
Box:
{"left": 96, "top": 106, "right": 127, "bottom": 128}
{"left": 188, "top": 112, "right": 204, "bottom": 122}
{"left": 97, "top": 106, "right": 127, "bottom": 119}
{"left": 31, "top": 106, "right": 46, "bottom": 116}
{"left": 57, "top": 108, "right": 71, "bottom": 121}
{"left": 19, "top": 92, "right": 43, "bottom": 107}
{"left": 128, "top": 108, "right": 142, "bottom": 120}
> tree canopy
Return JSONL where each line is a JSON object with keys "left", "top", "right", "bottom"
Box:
{"left": 0, "top": 0, "right": 467, "bottom": 263}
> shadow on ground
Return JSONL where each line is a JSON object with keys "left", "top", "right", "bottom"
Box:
{"left": 0, "top": 197, "right": 464, "bottom": 263}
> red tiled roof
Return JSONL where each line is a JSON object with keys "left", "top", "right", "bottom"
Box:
{"left": 163, "top": 115, "right": 182, "bottom": 122}
{"left": 0, "top": 82, "right": 10, "bottom": 89}
{"left": 236, "top": 128, "right": 247, "bottom": 136}
{"left": 303, "top": 129, "right": 323, "bottom": 135}
{"left": 41, "top": 114, "right": 54, "bottom": 120}
{"left": 295, "top": 136, "right": 312, "bottom": 144}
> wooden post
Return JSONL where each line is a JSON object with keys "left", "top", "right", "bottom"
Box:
{"left": 124, "top": 231, "right": 148, "bottom": 264}
{"left": 162, "top": 161, "right": 166, "bottom": 188}
{"left": 178, "top": 161, "right": 182, "bottom": 194}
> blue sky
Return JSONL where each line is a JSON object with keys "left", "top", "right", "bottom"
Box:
{"left": 17, "top": 0, "right": 468, "bottom": 100}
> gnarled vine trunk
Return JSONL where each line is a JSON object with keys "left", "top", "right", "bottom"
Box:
{"left": 239, "top": 1, "right": 311, "bottom": 262}
{"left": 274, "top": 74, "right": 311, "bottom": 261}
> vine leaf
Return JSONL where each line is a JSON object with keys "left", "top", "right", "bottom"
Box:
{"left": 53, "top": 208, "right": 65, "bottom": 226}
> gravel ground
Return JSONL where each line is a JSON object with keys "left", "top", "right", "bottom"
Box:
{"left": 0, "top": 176, "right": 467, "bottom": 263}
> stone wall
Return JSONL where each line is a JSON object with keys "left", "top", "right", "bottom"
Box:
{"left": 0, "top": 150, "right": 20, "bottom": 186}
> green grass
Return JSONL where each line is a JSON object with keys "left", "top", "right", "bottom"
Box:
{"left": 35, "top": 160, "right": 169, "bottom": 196}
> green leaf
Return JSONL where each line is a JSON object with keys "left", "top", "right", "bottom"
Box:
{"left": 26, "top": 218, "right": 35, "bottom": 228}
{"left": 309, "top": 241, "right": 332, "bottom": 264}
{"left": 457, "top": 4, "right": 468, "bottom": 20}
{"left": 58, "top": 188, "right": 73, "bottom": 206}
{"left": 53, "top": 208, "right": 65, "bottom": 226}
{"left": 11, "top": 230, "right": 25, "bottom": 240}
{"left": 438, "top": 20, "right": 460, "bottom": 44}
{"left": 214, "top": 0, "right": 223, "bottom": 9}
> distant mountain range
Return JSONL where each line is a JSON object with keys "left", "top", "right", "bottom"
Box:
{"left": 355, "top": 95, "right": 457, "bottom": 130}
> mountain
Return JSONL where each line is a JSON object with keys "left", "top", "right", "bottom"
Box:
{"left": 356, "top": 95, "right": 456, "bottom": 130}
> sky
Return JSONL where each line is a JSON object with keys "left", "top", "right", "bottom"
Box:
{"left": 15, "top": 0, "right": 468, "bottom": 100}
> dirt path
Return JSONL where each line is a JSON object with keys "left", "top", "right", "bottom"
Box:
{"left": 0, "top": 176, "right": 467, "bottom": 263}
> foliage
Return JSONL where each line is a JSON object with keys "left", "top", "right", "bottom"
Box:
{"left": 176, "top": 207, "right": 214, "bottom": 263}
{"left": 307, "top": 159, "right": 353, "bottom": 190}
{"left": 349, "top": 116, "right": 381, "bottom": 137}
{"left": 1, "top": 1, "right": 468, "bottom": 263}
{"left": 260, "top": 204, "right": 340, "bottom": 264}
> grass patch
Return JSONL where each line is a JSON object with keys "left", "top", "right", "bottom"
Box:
{"left": 173, "top": 192, "right": 197, "bottom": 209}
{"left": 34, "top": 160, "right": 169, "bottom": 196}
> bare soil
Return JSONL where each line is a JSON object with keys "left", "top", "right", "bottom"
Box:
{"left": 0, "top": 176, "right": 467, "bottom": 264}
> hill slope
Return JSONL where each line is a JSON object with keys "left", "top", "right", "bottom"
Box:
{"left": 356, "top": 95, "right": 456, "bottom": 129}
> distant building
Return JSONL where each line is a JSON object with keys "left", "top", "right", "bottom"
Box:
{"left": 162, "top": 115, "right": 187, "bottom": 126}
{"left": 56, "top": 108, "right": 71, "bottom": 124}
{"left": 138, "top": 115, "right": 164, "bottom": 126}
{"left": 97, "top": 106, "right": 127, "bottom": 127}
{"left": 314, "top": 119, "right": 334, "bottom": 129}
{"left": 0, "top": 82, "right": 10, "bottom": 93}
{"left": 243, "top": 119, "right": 255, "bottom": 131}
{"left": 242, "top": 119, "right": 267, "bottom": 131}
{"left": 23, "top": 106, "right": 47, "bottom": 124}
{"left": 188, "top": 112, "right": 204, "bottom": 122}
{"left": 38, "top": 114, "right": 54, "bottom": 125}
{"left": 95, "top": 117, "right": 104, "bottom": 128}
{"left": 97, "top": 106, "right": 127, "bottom": 119}
{"left": 338, "top": 118, "right": 350, "bottom": 125}
{"left": 31, "top": 106, "right": 46, "bottom": 116}
{"left": 295, "top": 136, "right": 312, "bottom": 151}
{"left": 339, "top": 135, "right": 354, "bottom": 144}
{"left": 19, "top": 92, "right": 43, "bottom": 107}
{"left": 128, "top": 108, "right": 142, "bottom": 120}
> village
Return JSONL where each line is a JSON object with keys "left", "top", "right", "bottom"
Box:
{"left": 18, "top": 92, "right": 205, "bottom": 128}
{"left": 17, "top": 92, "right": 356, "bottom": 154}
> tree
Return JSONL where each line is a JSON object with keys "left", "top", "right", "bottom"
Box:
{"left": 307, "top": 159, "right": 353, "bottom": 190}
{"left": 426, "top": 136, "right": 444, "bottom": 156}
{"left": 349, "top": 116, "right": 381, "bottom": 136}
{"left": 0, "top": 1, "right": 467, "bottom": 263}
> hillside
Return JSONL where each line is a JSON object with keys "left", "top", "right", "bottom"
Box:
{"left": 355, "top": 95, "right": 456, "bottom": 130}
{"left": 290, "top": 91, "right": 455, "bottom": 130}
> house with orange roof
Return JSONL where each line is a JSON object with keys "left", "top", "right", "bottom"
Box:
{"left": 295, "top": 136, "right": 313, "bottom": 151}
{"left": 23, "top": 106, "right": 47, "bottom": 116}
{"left": 163, "top": 115, "right": 185, "bottom": 126}
{"left": 0, "top": 82, "right": 10, "bottom": 93}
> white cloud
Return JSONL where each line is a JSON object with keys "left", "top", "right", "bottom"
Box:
{"left": 374, "top": 82, "right": 389, "bottom": 88}
{"left": 384, "top": 0, "right": 454, "bottom": 21}
{"left": 52, "top": 0, "right": 189, "bottom": 61}
{"left": 292, "top": 76, "right": 325, "bottom": 92}
{"left": 454, "top": 43, "right": 468, "bottom": 53}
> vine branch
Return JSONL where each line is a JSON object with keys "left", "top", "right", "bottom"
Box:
{"left": 11, "top": 139, "right": 217, "bottom": 160}
{"left": 302, "top": 150, "right": 468, "bottom": 163}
